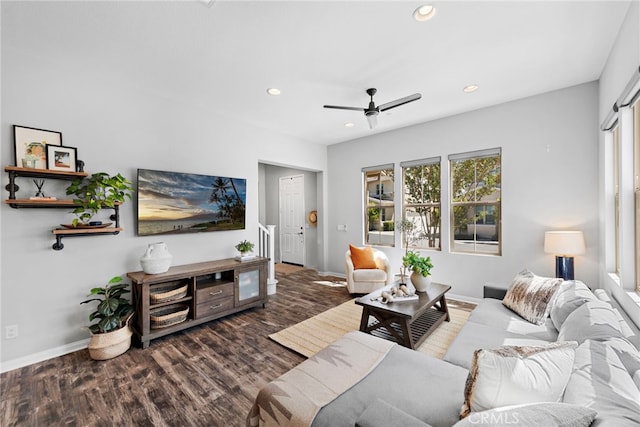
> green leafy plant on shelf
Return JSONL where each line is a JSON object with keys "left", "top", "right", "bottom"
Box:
{"left": 66, "top": 172, "right": 133, "bottom": 227}
{"left": 80, "top": 276, "right": 134, "bottom": 334}
{"left": 235, "top": 239, "right": 255, "bottom": 254}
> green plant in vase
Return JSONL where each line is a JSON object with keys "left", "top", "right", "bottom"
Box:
{"left": 235, "top": 239, "right": 255, "bottom": 256}
{"left": 66, "top": 172, "right": 133, "bottom": 227}
{"left": 402, "top": 250, "right": 434, "bottom": 292}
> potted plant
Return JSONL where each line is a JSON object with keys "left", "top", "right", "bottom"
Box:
{"left": 66, "top": 172, "right": 133, "bottom": 227}
{"left": 402, "top": 250, "right": 434, "bottom": 292}
{"left": 235, "top": 239, "right": 255, "bottom": 257}
{"left": 80, "top": 276, "right": 134, "bottom": 360}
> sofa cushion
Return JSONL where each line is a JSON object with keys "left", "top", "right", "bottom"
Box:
{"left": 349, "top": 245, "right": 377, "bottom": 269}
{"left": 460, "top": 341, "right": 577, "bottom": 418}
{"left": 312, "top": 344, "right": 468, "bottom": 427}
{"left": 550, "top": 280, "right": 598, "bottom": 330}
{"left": 557, "top": 301, "right": 625, "bottom": 344}
{"left": 468, "top": 298, "right": 559, "bottom": 341}
{"left": 563, "top": 339, "right": 640, "bottom": 427}
{"left": 443, "top": 321, "right": 551, "bottom": 370}
{"left": 355, "top": 399, "right": 432, "bottom": 427}
{"left": 454, "top": 402, "right": 597, "bottom": 427}
{"left": 600, "top": 336, "right": 640, "bottom": 388}
{"left": 502, "top": 270, "right": 563, "bottom": 325}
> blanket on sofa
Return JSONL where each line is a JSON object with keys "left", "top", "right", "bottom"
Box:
{"left": 246, "top": 331, "right": 394, "bottom": 427}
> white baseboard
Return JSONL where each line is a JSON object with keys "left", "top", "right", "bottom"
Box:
{"left": 0, "top": 338, "right": 89, "bottom": 373}
{"left": 447, "top": 292, "right": 480, "bottom": 305}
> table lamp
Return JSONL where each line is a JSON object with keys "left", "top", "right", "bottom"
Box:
{"left": 544, "top": 231, "right": 585, "bottom": 280}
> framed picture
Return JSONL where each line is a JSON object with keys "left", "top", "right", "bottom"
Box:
{"left": 14, "top": 125, "right": 62, "bottom": 169}
{"left": 137, "top": 168, "right": 247, "bottom": 236}
{"left": 46, "top": 145, "right": 77, "bottom": 172}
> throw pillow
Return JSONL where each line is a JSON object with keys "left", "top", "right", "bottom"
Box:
{"left": 557, "top": 300, "right": 625, "bottom": 344}
{"left": 349, "top": 244, "right": 377, "bottom": 269}
{"left": 550, "top": 280, "right": 597, "bottom": 331}
{"left": 453, "top": 402, "right": 597, "bottom": 427}
{"left": 502, "top": 270, "right": 563, "bottom": 325}
{"left": 460, "top": 341, "right": 578, "bottom": 418}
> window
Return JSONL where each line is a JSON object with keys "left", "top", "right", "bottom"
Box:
{"left": 363, "top": 165, "right": 394, "bottom": 246}
{"left": 449, "top": 148, "right": 501, "bottom": 255}
{"left": 401, "top": 157, "right": 441, "bottom": 250}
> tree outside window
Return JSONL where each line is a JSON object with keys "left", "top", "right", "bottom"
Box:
{"left": 450, "top": 149, "right": 501, "bottom": 255}
{"left": 402, "top": 158, "right": 441, "bottom": 250}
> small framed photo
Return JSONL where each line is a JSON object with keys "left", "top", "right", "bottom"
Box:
{"left": 46, "top": 145, "right": 78, "bottom": 172}
{"left": 14, "top": 125, "right": 62, "bottom": 169}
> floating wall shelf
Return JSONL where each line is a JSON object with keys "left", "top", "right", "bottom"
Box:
{"left": 4, "top": 166, "right": 123, "bottom": 250}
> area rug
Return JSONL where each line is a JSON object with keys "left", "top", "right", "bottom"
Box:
{"left": 269, "top": 298, "right": 472, "bottom": 359}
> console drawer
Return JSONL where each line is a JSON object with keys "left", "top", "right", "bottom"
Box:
{"left": 196, "top": 297, "right": 234, "bottom": 318}
{"left": 197, "top": 282, "right": 234, "bottom": 304}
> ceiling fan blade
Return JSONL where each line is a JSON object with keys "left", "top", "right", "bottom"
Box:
{"left": 378, "top": 93, "right": 422, "bottom": 112}
{"left": 366, "top": 114, "right": 378, "bottom": 129}
{"left": 323, "top": 105, "right": 365, "bottom": 112}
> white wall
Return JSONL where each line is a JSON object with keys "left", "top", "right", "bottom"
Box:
{"left": 327, "top": 82, "right": 600, "bottom": 299}
{"left": 598, "top": 1, "right": 640, "bottom": 327}
{"left": 0, "top": 44, "right": 326, "bottom": 367}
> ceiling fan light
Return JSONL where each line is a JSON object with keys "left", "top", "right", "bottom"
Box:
{"left": 414, "top": 5, "right": 436, "bottom": 22}
{"left": 366, "top": 114, "right": 378, "bottom": 129}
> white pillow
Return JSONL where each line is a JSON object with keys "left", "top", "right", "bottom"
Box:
{"left": 502, "top": 270, "right": 563, "bottom": 325}
{"left": 550, "top": 280, "right": 597, "bottom": 330}
{"left": 557, "top": 300, "right": 624, "bottom": 344}
{"left": 460, "top": 341, "right": 578, "bottom": 418}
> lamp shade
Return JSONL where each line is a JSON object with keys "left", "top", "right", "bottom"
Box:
{"left": 544, "top": 231, "right": 585, "bottom": 256}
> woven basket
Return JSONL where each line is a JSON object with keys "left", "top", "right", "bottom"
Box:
{"left": 88, "top": 326, "right": 133, "bottom": 360}
{"left": 150, "top": 304, "right": 189, "bottom": 329}
{"left": 150, "top": 282, "right": 188, "bottom": 304}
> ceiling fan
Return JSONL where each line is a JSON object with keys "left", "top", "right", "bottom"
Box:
{"left": 323, "top": 88, "right": 422, "bottom": 129}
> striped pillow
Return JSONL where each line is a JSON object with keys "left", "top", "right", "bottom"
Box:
{"left": 502, "top": 270, "right": 563, "bottom": 325}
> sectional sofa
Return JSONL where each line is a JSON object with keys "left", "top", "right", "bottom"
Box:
{"left": 247, "top": 271, "right": 640, "bottom": 427}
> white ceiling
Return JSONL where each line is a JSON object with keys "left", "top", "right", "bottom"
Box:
{"left": 2, "top": 1, "right": 632, "bottom": 145}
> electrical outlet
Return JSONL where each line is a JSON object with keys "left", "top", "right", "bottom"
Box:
{"left": 5, "top": 325, "right": 18, "bottom": 339}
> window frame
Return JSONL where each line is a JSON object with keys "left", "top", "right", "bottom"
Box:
{"left": 634, "top": 99, "right": 640, "bottom": 291}
{"left": 401, "top": 157, "right": 442, "bottom": 251}
{"left": 363, "top": 164, "right": 395, "bottom": 247}
{"left": 449, "top": 148, "right": 502, "bottom": 256}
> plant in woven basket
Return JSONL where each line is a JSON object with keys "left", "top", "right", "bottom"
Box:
{"left": 81, "top": 276, "right": 133, "bottom": 334}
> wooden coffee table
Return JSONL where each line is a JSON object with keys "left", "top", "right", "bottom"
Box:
{"left": 355, "top": 282, "right": 451, "bottom": 349}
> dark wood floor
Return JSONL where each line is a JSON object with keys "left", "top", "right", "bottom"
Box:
{"left": 0, "top": 270, "right": 353, "bottom": 427}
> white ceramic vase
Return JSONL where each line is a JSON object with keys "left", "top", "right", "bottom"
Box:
{"left": 140, "top": 242, "right": 173, "bottom": 274}
{"left": 410, "top": 271, "right": 432, "bottom": 292}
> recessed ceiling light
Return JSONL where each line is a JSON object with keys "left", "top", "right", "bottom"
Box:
{"left": 344, "top": 122, "right": 355, "bottom": 128}
{"left": 463, "top": 84, "right": 479, "bottom": 93}
{"left": 414, "top": 5, "right": 436, "bottom": 21}
{"left": 267, "top": 88, "right": 281, "bottom": 96}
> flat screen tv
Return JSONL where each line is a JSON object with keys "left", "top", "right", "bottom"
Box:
{"left": 137, "top": 168, "right": 246, "bottom": 236}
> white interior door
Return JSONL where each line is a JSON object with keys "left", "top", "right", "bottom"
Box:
{"left": 279, "top": 175, "right": 305, "bottom": 265}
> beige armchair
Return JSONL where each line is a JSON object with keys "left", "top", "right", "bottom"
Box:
{"left": 345, "top": 247, "right": 393, "bottom": 294}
